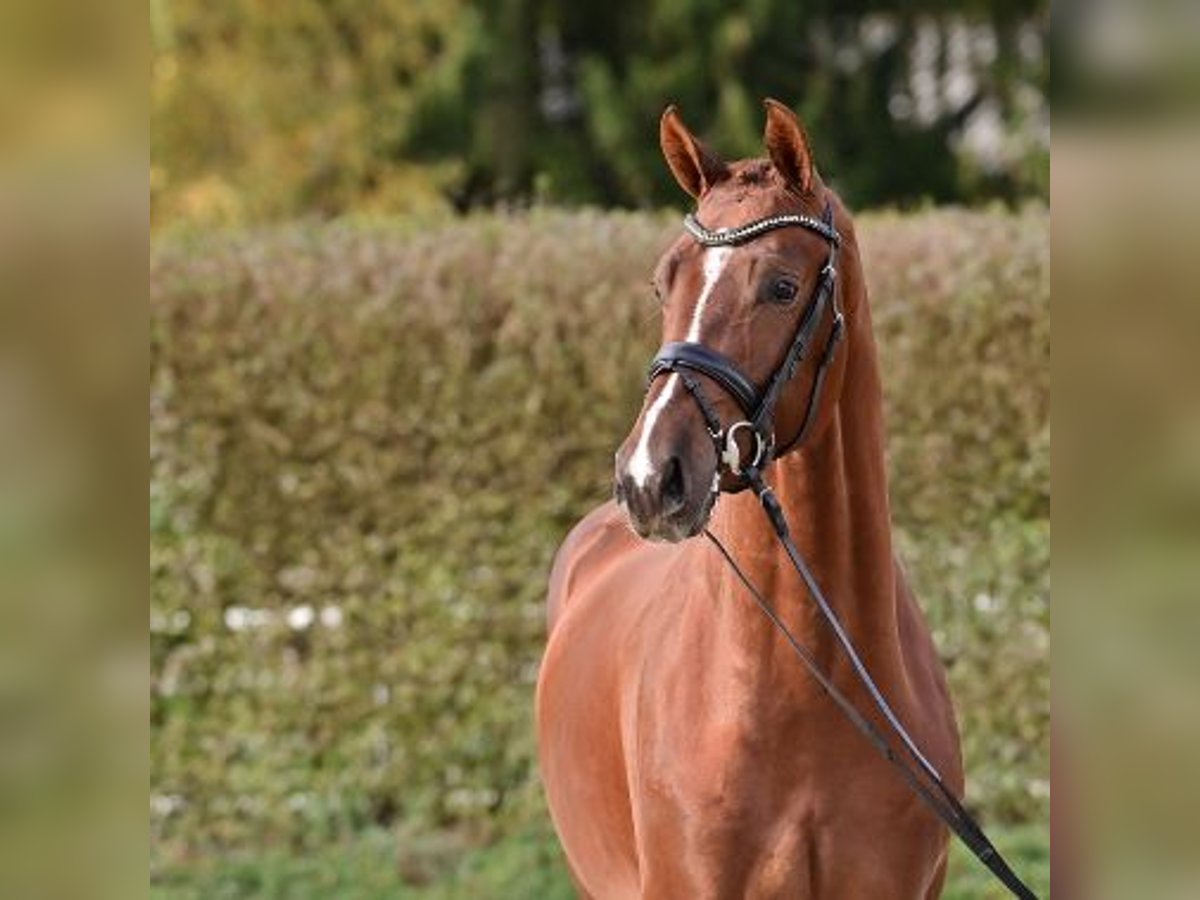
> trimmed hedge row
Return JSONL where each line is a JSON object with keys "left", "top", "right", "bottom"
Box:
{"left": 151, "top": 207, "right": 1048, "bottom": 860}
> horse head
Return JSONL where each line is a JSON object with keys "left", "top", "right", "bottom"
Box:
{"left": 615, "top": 99, "right": 854, "bottom": 541}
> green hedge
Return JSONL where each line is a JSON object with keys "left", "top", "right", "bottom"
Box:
{"left": 151, "top": 207, "right": 1048, "bottom": 863}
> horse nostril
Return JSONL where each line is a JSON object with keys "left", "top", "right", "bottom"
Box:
{"left": 660, "top": 456, "right": 686, "bottom": 515}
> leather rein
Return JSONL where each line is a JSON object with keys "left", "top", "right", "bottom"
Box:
{"left": 644, "top": 202, "right": 1039, "bottom": 900}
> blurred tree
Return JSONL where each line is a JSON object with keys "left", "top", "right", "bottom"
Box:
{"left": 543, "top": 1, "right": 1049, "bottom": 207}
{"left": 151, "top": 0, "right": 1049, "bottom": 226}
{"left": 151, "top": 0, "right": 481, "bottom": 225}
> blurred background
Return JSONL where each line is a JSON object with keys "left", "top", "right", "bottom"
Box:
{"left": 147, "top": 1, "right": 1051, "bottom": 898}
{"left": 151, "top": 0, "right": 1049, "bottom": 226}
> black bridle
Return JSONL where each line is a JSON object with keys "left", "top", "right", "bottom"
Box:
{"left": 648, "top": 203, "right": 844, "bottom": 490}
{"left": 642, "top": 202, "right": 1039, "bottom": 900}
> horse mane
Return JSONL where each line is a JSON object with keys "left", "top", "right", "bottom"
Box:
{"left": 732, "top": 159, "right": 776, "bottom": 186}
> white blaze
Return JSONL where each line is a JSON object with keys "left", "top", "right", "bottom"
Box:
{"left": 686, "top": 246, "right": 733, "bottom": 341}
{"left": 627, "top": 247, "right": 734, "bottom": 488}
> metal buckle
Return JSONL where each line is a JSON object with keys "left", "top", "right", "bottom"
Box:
{"left": 721, "top": 421, "right": 765, "bottom": 476}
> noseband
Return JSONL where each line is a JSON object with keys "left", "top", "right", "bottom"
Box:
{"left": 647, "top": 202, "right": 843, "bottom": 492}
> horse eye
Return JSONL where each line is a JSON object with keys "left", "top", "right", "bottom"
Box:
{"left": 771, "top": 279, "right": 798, "bottom": 303}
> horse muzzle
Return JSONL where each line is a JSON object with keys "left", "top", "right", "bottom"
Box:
{"left": 613, "top": 438, "right": 717, "bottom": 543}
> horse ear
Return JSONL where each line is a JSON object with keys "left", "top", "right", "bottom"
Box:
{"left": 763, "top": 98, "right": 815, "bottom": 195}
{"left": 660, "top": 105, "right": 729, "bottom": 200}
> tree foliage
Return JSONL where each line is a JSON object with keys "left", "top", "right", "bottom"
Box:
{"left": 151, "top": 0, "right": 1048, "bottom": 226}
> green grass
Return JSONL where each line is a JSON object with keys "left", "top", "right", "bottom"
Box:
{"left": 943, "top": 822, "right": 1051, "bottom": 899}
{"left": 152, "top": 819, "right": 1048, "bottom": 899}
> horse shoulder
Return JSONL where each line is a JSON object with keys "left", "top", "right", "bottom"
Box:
{"left": 546, "top": 499, "right": 632, "bottom": 633}
{"left": 539, "top": 500, "right": 645, "bottom": 897}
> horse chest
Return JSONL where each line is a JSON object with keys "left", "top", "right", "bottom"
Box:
{"left": 625, "top": 642, "right": 808, "bottom": 867}
{"left": 630, "top": 710, "right": 935, "bottom": 898}
{"left": 539, "top": 513, "right": 956, "bottom": 898}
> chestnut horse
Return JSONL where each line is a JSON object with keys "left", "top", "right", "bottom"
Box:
{"left": 536, "top": 101, "right": 963, "bottom": 899}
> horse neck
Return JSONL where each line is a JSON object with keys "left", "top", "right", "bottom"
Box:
{"left": 702, "top": 288, "right": 904, "bottom": 696}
